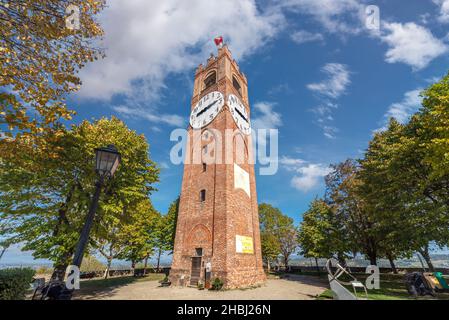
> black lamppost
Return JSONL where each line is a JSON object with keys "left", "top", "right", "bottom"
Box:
{"left": 72, "top": 145, "right": 121, "bottom": 268}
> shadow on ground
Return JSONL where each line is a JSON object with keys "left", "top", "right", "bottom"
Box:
{"left": 274, "top": 273, "right": 329, "bottom": 298}
{"left": 74, "top": 274, "right": 165, "bottom": 300}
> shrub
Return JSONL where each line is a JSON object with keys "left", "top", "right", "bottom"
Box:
{"left": 210, "top": 277, "right": 224, "bottom": 291}
{"left": 0, "top": 268, "right": 36, "bottom": 300}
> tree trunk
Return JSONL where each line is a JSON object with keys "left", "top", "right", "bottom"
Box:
{"left": 386, "top": 253, "right": 398, "bottom": 274}
{"left": 284, "top": 255, "right": 289, "bottom": 270}
{"left": 0, "top": 247, "right": 7, "bottom": 261}
{"left": 369, "top": 254, "right": 377, "bottom": 266}
{"left": 104, "top": 258, "right": 112, "bottom": 279}
{"left": 366, "top": 246, "right": 377, "bottom": 266}
{"left": 314, "top": 257, "right": 320, "bottom": 275}
{"left": 156, "top": 248, "right": 162, "bottom": 272}
{"left": 143, "top": 255, "right": 149, "bottom": 275}
{"left": 419, "top": 247, "right": 435, "bottom": 272}
{"left": 266, "top": 258, "right": 271, "bottom": 273}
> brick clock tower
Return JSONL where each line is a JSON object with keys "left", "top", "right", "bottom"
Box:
{"left": 169, "top": 45, "right": 266, "bottom": 289}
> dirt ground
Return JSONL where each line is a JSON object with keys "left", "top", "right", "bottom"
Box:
{"left": 74, "top": 274, "right": 328, "bottom": 300}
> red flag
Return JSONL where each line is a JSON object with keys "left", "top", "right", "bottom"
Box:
{"left": 214, "top": 36, "right": 223, "bottom": 47}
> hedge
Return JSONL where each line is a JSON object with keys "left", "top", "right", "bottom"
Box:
{"left": 0, "top": 268, "right": 36, "bottom": 300}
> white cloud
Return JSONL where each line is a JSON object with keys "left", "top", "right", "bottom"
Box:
{"left": 376, "top": 88, "right": 423, "bottom": 132}
{"left": 380, "top": 22, "right": 448, "bottom": 70}
{"left": 433, "top": 0, "right": 449, "bottom": 23}
{"left": 280, "top": 156, "right": 331, "bottom": 192}
{"left": 281, "top": 2, "right": 448, "bottom": 71}
{"left": 113, "top": 105, "right": 184, "bottom": 127}
{"left": 280, "top": 157, "right": 307, "bottom": 167}
{"left": 322, "top": 125, "right": 339, "bottom": 139}
{"left": 290, "top": 30, "right": 324, "bottom": 44}
{"left": 307, "top": 63, "right": 351, "bottom": 99}
{"left": 76, "top": 0, "right": 373, "bottom": 105}
{"left": 252, "top": 102, "right": 282, "bottom": 129}
{"left": 159, "top": 162, "right": 170, "bottom": 169}
{"left": 311, "top": 101, "right": 338, "bottom": 117}
{"left": 281, "top": 0, "right": 364, "bottom": 34}
{"left": 77, "top": 0, "right": 284, "bottom": 126}
{"left": 79, "top": 0, "right": 283, "bottom": 101}
{"left": 307, "top": 63, "right": 350, "bottom": 139}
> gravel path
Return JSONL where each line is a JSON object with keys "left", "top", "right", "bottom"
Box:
{"left": 75, "top": 275, "right": 328, "bottom": 300}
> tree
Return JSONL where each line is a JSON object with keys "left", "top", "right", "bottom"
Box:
{"left": 0, "top": 117, "right": 159, "bottom": 279}
{"left": 419, "top": 72, "right": 449, "bottom": 182}
{"left": 116, "top": 199, "right": 160, "bottom": 274}
{"left": 259, "top": 203, "right": 298, "bottom": 269}
{"left": 153, "top": 197, "right": 179, "bottom": 270}
{"left": 358, "top": 119, "right": 420, "bottom": 271}
{"left": 297, "top": 74, "right": 449, "bottom": 271}
{"left": 0, "top": 0, "right": 105, "bottom": 138}
{"left": 259, "top": 232, "right": 279, "bottom": 272}
{"left": 259, "top": 204, "right": 281, "bottom": 270}
{"left": 415, "top": 73, "right": 449, "bottom": 259}
{"left": 359, "top": 115, "right": 448, "bottom": 271}
{"left": 279, "top": 225, "right": 299, "bottom": 269}
{"left": 92, "top": 210, "right": 127, "bottom": 279}
{"left": 298, "top": 199, "right": 348, "bottom": 270}
{"left": 0, "top": 230, "right": 12, "bottom": 261}
{"left": 325, "top": 160, "right": 383, "bottom": 265}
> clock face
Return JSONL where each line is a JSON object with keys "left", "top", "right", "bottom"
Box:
{"left": 190, "top": 91, "right": 224, "bottom": 129}
{"left": 227, "top": 94, "right": 251, "bottom": 135}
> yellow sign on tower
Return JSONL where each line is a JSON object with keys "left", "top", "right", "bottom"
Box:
{"left": 236, "top": 235, "right": 254, "bottom": 254}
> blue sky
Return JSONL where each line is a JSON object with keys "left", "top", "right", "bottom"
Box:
{"left": 3, "top": 0, "right": 449, "bottom": 264}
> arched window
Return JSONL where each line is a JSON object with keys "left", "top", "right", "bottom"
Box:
{"left": 204, "top": 71, "right": 216, "bottom": 89}
{"left": 233, "top": 75, "right": 242, "bottom": 96}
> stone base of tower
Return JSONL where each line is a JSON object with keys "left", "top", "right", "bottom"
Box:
{"left": 168, "top": 268, "right": 190, "bottom": 287}
{"left": 224, "top": 267, "right": 266, "bottom": 289}
{"left": 169, "top": 267, "right": 266, "bottom": 289}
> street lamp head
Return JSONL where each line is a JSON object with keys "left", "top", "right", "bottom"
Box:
{"left": 95, "top": 144, "right": 121, "bottom": 177}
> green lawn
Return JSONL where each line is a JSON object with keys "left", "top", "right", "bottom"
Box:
{"left": 313, "top": 272, "right": 449, "bottom": 300}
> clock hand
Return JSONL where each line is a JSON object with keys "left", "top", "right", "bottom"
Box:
{"left": 196, "top": 100, "right": 219, "bottom": 117}
{"left": 234, "top": 107, "right": 249, "bottom": 123}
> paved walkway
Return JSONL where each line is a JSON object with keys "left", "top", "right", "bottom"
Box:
{"left": 74, "top": 275, "right": 328, "bottom": 300}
